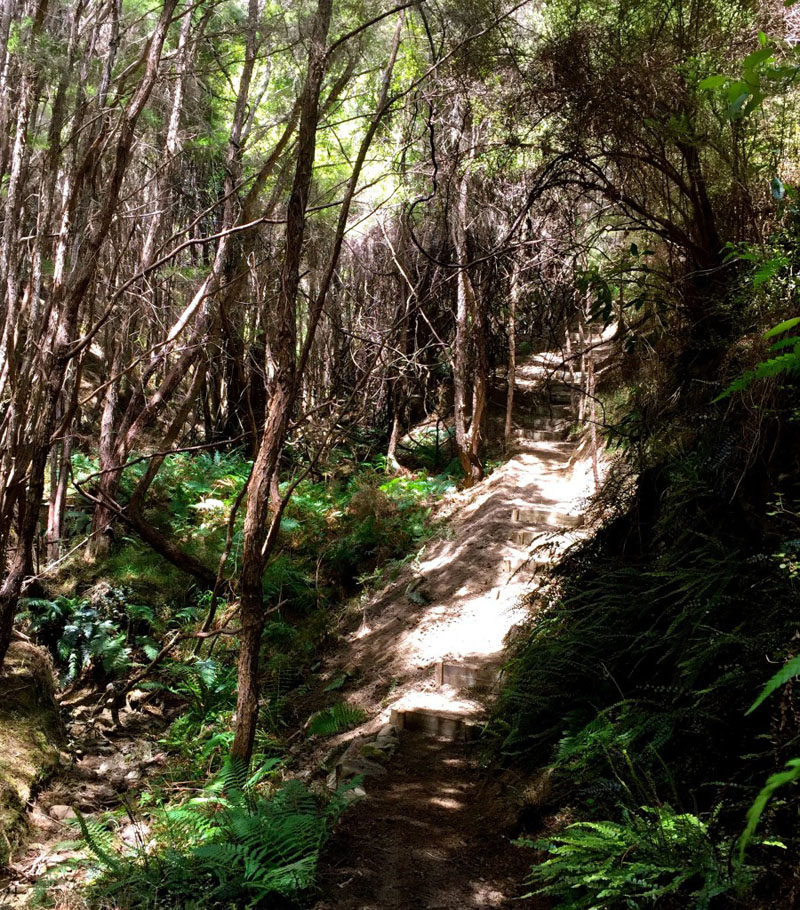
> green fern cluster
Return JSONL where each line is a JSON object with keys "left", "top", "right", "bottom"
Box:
{"left": 20, "top": 595, "right": 131, "bottom": 682}
{"left": 717, "top": 317, "right": 800, "bottom": 399}
{"left": 524, "top": 806, "right": 742, "bottom": 909}
{"left": 77, "top": 763, "right": 353, "bottom": 909}
{"left": 306, "top": 701, "right": 366, "bottom": 737}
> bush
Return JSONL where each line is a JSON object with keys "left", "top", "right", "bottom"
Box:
{"left": 523, "top": 805, "right": 742, "bottom": 909}
{"left": 74, "top": 763, "right": 354, "bottom": 909}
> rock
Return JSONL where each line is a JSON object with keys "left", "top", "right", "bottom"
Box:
{"left": 125, "top": 769, "right": 141, "bottom": 782}
{"left": 377, "top": 724, "right": 398, "bottom": 739}
{"left": 322, "top": 742, "right": 349, "bottom": 770}
{"left": 119, "top": 821, "right": 150, "bottom": 847}
{"left": 48, "top": 805, "right": 76, "bottom": 821}
{"left": 338, "top": 757, "right": 387, "bottom": 780}
{"left": 29, "top": 807, "right": 60, "bottom": 832}
{"left": 0, "top": 643, "right": 63, "bottom": 866}
{"left": 344, "top": 786, "right": 367, "bottom": 803}
{"left": 326, "top": 770, "right": 338, "bottom": 791}
{"left": 359, "top": 743, "right": 390, "bottom": 762}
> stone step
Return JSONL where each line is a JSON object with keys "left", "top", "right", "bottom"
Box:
{"left": 503, "top": 553, "right": 549, "bottom": 577}
{"left": 518, "top": 437, "right": 574, "bottom": 453}
{"left": 512, "top": 426, "right": 570, "bottom": 443}
{"left": 534, "top": 403, "right": 573, "bottom": 417}
{"left": 512, "top": 506, "right": 583, "bottom": 528}
{"left": 389, "top": 706, "right": 482, "bottom": 742}
{"left": 435, "top": 661, "right": 502, "bottom": 692}
{"left": 531, "top": 413, "right": 572, "bottom": 427}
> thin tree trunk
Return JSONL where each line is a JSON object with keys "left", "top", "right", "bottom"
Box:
{"left": 504, "top": 263, "right": 518, "bottom": 450}
{"left": 230, "top": 4, "right": 404, "bottom": 766}
{"left": 231, "top": 0, "right": 334, "bottom": 766}
{"left": 46, "top": 433, "right": 72, "bottom": 562}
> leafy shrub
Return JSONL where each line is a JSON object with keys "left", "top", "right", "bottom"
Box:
{"left": 76, "top": 763, "right": 354, "bottom": 908}
{"left": 524, "top": 805, "right": 741, "bottom": 909}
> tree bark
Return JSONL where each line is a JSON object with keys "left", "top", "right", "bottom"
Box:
{"left": 231, "top": 0, "right": 334, "bottom": 766}
{"left": 504, "top": 262, "right": 518, "bottom": 450}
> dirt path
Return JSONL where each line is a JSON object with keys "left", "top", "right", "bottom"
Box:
{"left": 316, "top": 733, "right": 545, "bottom": 910}
{"left": 315, "top": 348, "right": 606, "bottom": 909}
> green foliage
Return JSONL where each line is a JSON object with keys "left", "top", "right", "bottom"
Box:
{"left": 738, "top": 656, "right": 800, "bottom": 862}
{"left": 320, "top": 470, "right": 443, "bottom": 589}
{"left": 716, "top": 317, "right": 800, "bottom": 399}
{"left": 491, "top": 421, "right": 800, "bottom": 902}
{"left": 20, "top": 595, "right": 132, "bottom": 682}
{"left": 156, "top": 659, "right": 239, "bottom": 768}
{"left": 306, "top": 702, "right": 366, "bottom": 737}
{"left": 102, "top": 541, "right": 192, "bottom": 608}
{"left": 698, "top": 33, "right": 799, "bottom": 120}
{"left": 739, "top": 759, "right": 800, "bottom": 865}
{"left": 746, "top": 654, "right": 800, "bottom": 715}
{"left": 77, "top": 764, "right": 354, "bottom": 908}
{"left": 524, "top": 805, "right": 741, "bottom": 909}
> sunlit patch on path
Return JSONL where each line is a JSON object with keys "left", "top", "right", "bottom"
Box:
{"left": 316, "top": 344, "right": 607, "bottom": 908}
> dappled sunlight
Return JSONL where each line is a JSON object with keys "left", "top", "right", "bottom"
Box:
{"left": 335, "top": 382, "right": 603, "bottom": 735}
{"left": 429, "top": 795, "right": 465, "bottom": 810}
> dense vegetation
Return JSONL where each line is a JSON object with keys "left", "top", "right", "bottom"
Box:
{"left": 1, "top": 0, "right": 800, "bottom": 906}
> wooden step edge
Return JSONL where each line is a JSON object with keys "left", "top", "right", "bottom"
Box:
{"left": 389, "top": 706, "right": 484, "bottom": 742}
{"left": 511, "top": 508, "right": 583, "bottom": 528}
{"left": 435, "top": 660, "right": 503, "bottom": 692}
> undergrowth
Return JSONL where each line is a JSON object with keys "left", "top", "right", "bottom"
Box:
{"left": 492, "top": 365, "right": 800, "bottom": 905}
{"left": 52, "top": 762, "right": 355, "bottom": 909}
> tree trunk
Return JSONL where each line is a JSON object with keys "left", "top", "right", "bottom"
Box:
{"left": 504, "top": 263, "right": 518, "bottom": 450}
{"left": 46, "top": 433, "right": 72, "bottom": 562}
{"left": 230, "top": 0, "right": 333, "bottom": 766}
{"left": 230, "top": 3, "right": 404, "bottom": 766}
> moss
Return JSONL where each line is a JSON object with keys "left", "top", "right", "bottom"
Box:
{"left": 0, "top": 643, "right": 64, "bottom": 866}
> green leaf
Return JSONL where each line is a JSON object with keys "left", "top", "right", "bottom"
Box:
{"left": 739, "top": 758, "right": 800, "bottom": 863}
{"left": 699, "top": 74, "right": 727, "bottom": 90}
{"left": 727, "top": 80, "right": 749, "bottom": 104}
{"left": 728, "top": 91, "right": 750, "bottom": 118}
{"left": 764, "top": 316, "right": 800, "bottom": 338}
{"left": 752, "top": 255, "right": 788, "bottom": 288}
{"left": 742, "top": 48, "right": 772, "bottom": 72}
{"left": 746, "top": 655, "right": 800, "bottom": 714}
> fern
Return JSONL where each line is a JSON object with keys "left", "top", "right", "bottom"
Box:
{"left": 306, "top": 701, "right": 366, "bottom": 737}
{"left": 78, "top": 767, "right": 355, "bottom": 908}
{"left": 716, "top": 317, "right": 800, "bottom": 399}
{"left": 738, "top": 758, "right": 800, "bottom": 863}
{"left": 75, "top": 809, "right": 122, "bottom": 873}
{"left": 525, "top": 805, "right": 741, "bottom": 909}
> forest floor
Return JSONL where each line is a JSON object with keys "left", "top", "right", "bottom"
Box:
{"left": 0, "top": 349, "right": 604, "bottom": 910}
{"left": 314, "top": 351, "right": 604, "bottom": 909}
{"left": 0, "top": 699, "right": 173, "bottom": 906}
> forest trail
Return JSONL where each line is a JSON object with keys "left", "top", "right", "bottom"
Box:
{"left": 316, "top": 346, "right": 604, "bottom": 909}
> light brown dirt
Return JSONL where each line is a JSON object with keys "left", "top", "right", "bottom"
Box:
{"left": 314, "top": 353, "right": 607, "bottom": 909}
{"left": 315, "top": 733, "right": 545, "bottom": 910}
